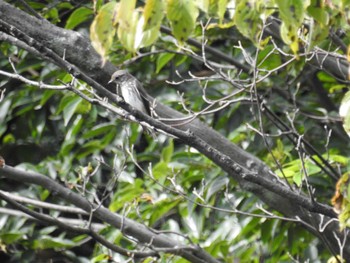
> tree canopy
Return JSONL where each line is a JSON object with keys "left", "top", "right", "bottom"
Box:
{"left": 0, "top": 0, "right": 350, "bottom": 262}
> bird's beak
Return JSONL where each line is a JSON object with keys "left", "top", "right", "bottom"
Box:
{"left": 107, "top": 79, "right": 113, "bottom": 84}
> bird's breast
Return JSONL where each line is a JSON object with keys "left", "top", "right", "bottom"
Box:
{"left": 121, "top": 82, "right": 147, "bottom": 112}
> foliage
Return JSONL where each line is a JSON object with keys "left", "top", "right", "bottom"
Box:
{"left": 1, "top": 0, "right": 350, "bottom": 262}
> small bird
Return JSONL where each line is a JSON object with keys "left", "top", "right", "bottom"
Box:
{"left": 108, "top": 70, "right": 150, "bottom": 115}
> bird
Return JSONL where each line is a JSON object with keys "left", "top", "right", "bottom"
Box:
{"left": 108, "top": 70, "right": 150, "bottom": 115}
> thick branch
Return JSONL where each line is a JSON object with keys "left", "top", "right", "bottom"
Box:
{"left": 0, "top": 1, "right": 349, "bottom": 260}
{"left": 0, "top": 165, "right": 218, "bottom": 263}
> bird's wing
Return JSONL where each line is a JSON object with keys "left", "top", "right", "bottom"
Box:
{"left": 134, "top": 79, "right": 150, "bottom": 101}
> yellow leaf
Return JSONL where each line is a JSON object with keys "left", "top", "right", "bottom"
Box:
{"left": 143, "top": 0, "right": 164, "bottom": 31}
{"left": 90, "top": 2, "right": 118, "bottom": 65}
{"left": 166, "top": 0, "right": 199, "bottom": 43}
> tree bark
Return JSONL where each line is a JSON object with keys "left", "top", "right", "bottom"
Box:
{"left": 0, "top": 1, "right": 348, "bottom": 260}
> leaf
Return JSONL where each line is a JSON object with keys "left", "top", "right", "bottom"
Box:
{"left": 197, "top": 0, "right": 210, "bottom": 13}
{"left": 166, "top": 0, "right": 199, "bottom": 43}
{"left": 293, "top": 172, "right": 302, "bottom": 186}
{"left": 152, "top": 161, "right": 170, "bottom": 180}
{"left": 149, "top": 198, "right": 181, "bottom": 225}
{"left": 307, "top": 6, "right": 329, "bottom": 26}
{"left": 156, "top": 52, "right": 175, "bottom": 73}
{"left": 182, "top": 212, "right": 202, "bottom": 238}
{"left": 65, "top": 115, "right": 83, "bottom": 141}
{"left": 76, "top": 140, "right": 103, "bottom": 159}
{"left": 233, "top": 0, "right": 262, "bottom": 44}
{"left": 116, "top": 0, "right": 136, "bottom": 26}
{"left": 161, "top": 139, "right": 174, "bottom": 163}
{"left": 275, "top": 165, "right": 296, "bottom": 179}
{"left": 0, "top": 99, "right": 11, "bottom": 124}
{"left": 143, "top": 0, "right": 164, "bottom": 31}
{"left": 3, "top": 134, "right": 15, "bottom": 144}
{"left": 114, "top": 0, "right": 163, "bottom": 51}
{"left": 92, "top": 254, "right": 110, "bottom": 263}
{"left": 82, "top": 123, "right": 115, "bottom": 139}
{"left": 90, "top": 1, "right": 118, "bottom": 64}
{"left": 115, "top": 0, "right": 138, "bottom": 51}
{"left": 60, "top": 138, "right": 76, "bottom": 156}
{"left": 275, "top": 0, "right": 305, "bottom": 53}
{"left": 325, "top": 154, "right": 349, "bottom": 165}
{"left": 62, "top": 96, "right": 83, "bottom": 126}
{"left": 65, "top": 7, "right": 93, "bottom": 29}
{"left": 206, "top": 176, "right": 229, "bottom": 201}
{"left": 100, "top": 128, "right": 117, "bottom": 147}
{"left": 33, "top": 236, "right": 75, "bottom": 249}
{"left": 0, "top": 232, "right": 24, "bottom": 244}
{"left": 40, "top": 226, "right": 57, "bottom": 235}
{"left": 216, "top": 0, "right": 229, "bottom": 22}
{"left": 38, "top": 90, "right": 55, "bottom": 107}
{"left": 339, "top": 90, "right": 350, "bottom": 137}
{"left": 138, "top": 26, "right": 161, "bottom": 48}
{"left": 109, "top": 180, "right": 144, "bottom": 212}
{"left": 257, "top": 45, "right": 282, "bottom": 70}
{"left": 208, "top": 0, "right": 229, "bottom": 21}
{"left": 276, "top": 0, "right": 305, "bottom": 26}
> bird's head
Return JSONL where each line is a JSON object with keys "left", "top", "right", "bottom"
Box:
{"left": 108, "top": 70, "right": 130, "bottom": 84}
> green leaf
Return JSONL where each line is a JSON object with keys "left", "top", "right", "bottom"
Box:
{"left": 329, "top": 84, "right": 347, "bottom": 93}
{"left": 92, "top": 254, "right": 110, "bottom": 263}
{"left": 280, "top": 22, "right": 298, "bottom": 48}
{"left": 257, "top": 45, "right": 282, "bottom": 70}
{"left": 152, "top": 161, "right": 171, "bottom": 180}
{"left": 156, "top": 53, "right": 175, "bottom": 73}
{"left": 90, "top": 1, "right": 118, "bottom": 64}
{"left": 326, "top": 154, "right": 349, "bottom": 165}
{"left": 65, "top": 115, "right": 84, "bottom": 140}
{"left": 143, "top": 0, "right": 164, "bottom": 31}
{"left": 233, "top": 0, "right": 262, "bottom": 44}
{"left": 0, "top": 100, "right": 11, "bottom": 123}
{"left": 137, "top": 26, "right": 160, "bottom": 48}
{"left": 149, "top": 198, "right": 181, "bottom": 225}
{"left": 76, "top": 140, "right": 103, "bottom": 159}
{"left": 161, "top": 139, "right": 174, "bottom": 163}
{"left": 40, "top": 189, "right": 50, "bottom": 200}
{"left": 116, "top": 0, "right": 138, "bottom": 51}
{"left": 38, "top": 90, "right": 56, "bottom": 107}
{"left": 100, "top": 128, "right": 117, "bottom": 147}
{"left": 0, "top": 232, "right": 24, "bottom": 244}
{"left": 62, "top": 96, "right": 83, "bottom": 126}
{"left": 109, "top": 180, "right": 144, "bottom": 212}
{"left": 293, "top": 172, "right": 302, "bottom": 186}
{"left": 82, "top": 123, "right": 116, "bottom": 139}
{"left": 216, "top": 0, "right": 229, "bottom": 22}
{"left": 3, "top": 134, "right": 15, "bottom": 143}
{"left": 166, "top": 0, "right": 199, "bottom": 42}
{"left": 197, "top": 0, "right": 210, "bottom": 13}
{"left": 113, "top": 0, "right": 162, "bottom": 50}
{"left": 276, "top": 0, "right": 305, "bottom": 26}
{"left": 206, "top": 176, "right": 229, "bottom": 201}
{"left": 40, "top": 226, "right": 57, "bottom": 235}
{"left": 208, "top": 0, "right": 228, "bottom": 21}
{"left": 307, "top": 6, "right": 329, "bottom": 26}
{"left": 275, "top": 166, "right": 296, "bottom": 178}
{"left": 33, "top": 236, "right": 75, "bottom": 249}
{"left": 175, "top": 54, "right": 188, "bottom": 66}
{"left": 65, "top": 7, "right": 93, "bottom": 29}
{"left": 276, "top": 0, "right": 305, "bottom": 53}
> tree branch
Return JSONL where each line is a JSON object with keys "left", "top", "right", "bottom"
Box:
{"left": 0, "top": 165, "right": 219, "bottom": 263}
{"left": 0, "top": 1, "right": 349, "bottom": 260}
